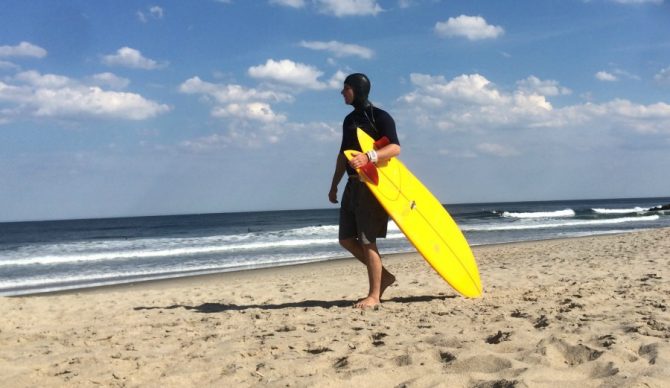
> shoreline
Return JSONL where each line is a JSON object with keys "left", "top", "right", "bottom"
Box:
{"left": 11, "top": 228, "right": 652, "bottom": 298}
{"left": 1, "top": 228, "right": 669, "bottom": 387}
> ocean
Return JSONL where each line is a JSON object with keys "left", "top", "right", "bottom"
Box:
{"left": 1, "top": 197, "right": 669, "bottom": 296}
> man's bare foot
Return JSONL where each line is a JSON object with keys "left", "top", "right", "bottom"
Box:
{"left": 380, "top": 273, "right": 396, "bottom": 298}
{"left": 354, "top": 296, "right": 380, "bottom": 309}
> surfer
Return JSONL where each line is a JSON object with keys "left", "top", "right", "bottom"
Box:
{"left": 328, "top": 73, "right": 401, "bottom": 309}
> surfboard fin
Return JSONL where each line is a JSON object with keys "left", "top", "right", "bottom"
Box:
{"left": 359, "top": 162, "right": 379, "bottom": 185}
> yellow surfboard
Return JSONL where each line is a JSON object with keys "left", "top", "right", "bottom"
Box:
{"left": 344, "top": 128, "right": 482, "bottom": 298}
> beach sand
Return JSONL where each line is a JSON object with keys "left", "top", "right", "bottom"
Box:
{"left": 1, "top": 228, "right": 669, "bottom": 387}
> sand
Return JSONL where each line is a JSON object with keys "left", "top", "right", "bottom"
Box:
{"left": 1, "top": 228, "right": 669, "bottom": 387}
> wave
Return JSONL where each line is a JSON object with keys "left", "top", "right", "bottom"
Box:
{"left": 0, "top": 238, "right": 339, "bottom": 267}
{"left": 0, "top": 222, "right": 406, "bottom": 268}
{"left": 0, "top": 251, "right": 345, "bottom": 295}
{"left": 502, "top": 209, "right": 576, "bottom": 219}
{"left": 592, "top": 207, "right": 649, "bottom": 214}
{"left": 462, "top": 215, "right": 660, "bottom": 232}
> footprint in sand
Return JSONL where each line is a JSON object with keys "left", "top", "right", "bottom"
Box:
{"left": 333, "top": 356, "right": 348, "bottom": 369}
{"left": 275, "top": 325, "right": 296, "bottom": 333}
{"left": 449, "top": 354, "right": 512, "bottom": 373}
{"left": 511, "top": 309, "right": 530, "bottom": 319}
{"left": 371, "top": 332, "right": 387, "bottom": 346}
{"left": 535, "top": 336, "right": 603, "bottom": 366}
{"left": 394, "top": 354, "right": 412, "bottom": 366}
{"left": 472, "top": 379, "right": 518, "bottom": 388}
{"left": 486, "top": 331, "right": 512, "bottom": 344}
{"left": 439, "top": 351, "right": 456, "bottom": 364}
{"left": 638, "top": 343, "right": 659, "bottom": 365}
{"left": 534, "top": 315, "right": 549, "bottom": 329}
{"left": 589, "top": 361, "right": 620, "bottom": 378}
{"left": 304, "top": 346, "right": 332, "bottom": 355}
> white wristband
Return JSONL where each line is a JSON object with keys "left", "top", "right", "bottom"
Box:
{"left": 366, "top": 150, "right": 378, "bottom": 164}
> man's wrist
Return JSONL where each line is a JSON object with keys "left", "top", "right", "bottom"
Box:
{"left": 366, "top": 150, "right": 378, "bottom": 164}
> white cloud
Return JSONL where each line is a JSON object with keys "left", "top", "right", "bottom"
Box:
{"left": 0, "top": 41, "right": 47, "bottom": 58}
{"left": 180, "top": 133, "right": 232, "bottom": 151}
{"left": 31, "top": 87, "right": 168, "bottom": 120}
{"left": 89, "top": 72, "right": 130, "bottom": 90}
{"left": 138, "top": 5, "right": 164, "bottom": 23}
{"left": 315, "top": 0, "right": 383, "bottom": 17}
{"left": 654, "top": 66, "right": 670, "bottom": 84}
{"left": 180, "top": 120, "right": 338, "bottom": 151}
{"left": 611, "top": 68, "right": 641, "bottom": 81}
{"left": 399, "top": 73, "right": 555, "bottom": 133}
{"left": 15, "top": 70, "right": 71, "bottom": 88}
{"left": 435, "top": 15, "right": 504, "bottom": 41}
{"left": 0, "top": 60, "right": 19, "bottom": 70}
{"left": 269, "top": 0, "right": 306, "bottom": 8}
{"left": 248, "top": 59, "right": 338, "bottom": 90}
{"left": 558, "top": 99, "right": 670, "bottom": 134}
{"left": 517, "top": 76, "right": 572, "bottom": 96}
{"left": 179, "top": 73, "right": 345, "bottom": 149}
{"left": 513, "top": 92, "right": 553, "bottom": 113}
{"left": 180, "top": 120, "right": 285, "bottom": 150}
{"left": 328, "top": 70, "right": 347, "bottom": 89}
{"left": 609, "top": 0, "right": 663, "bottom": 4}
{"left": 179, "top": 76, "right": 294, "bottom": 103}
{"left": 437, "top": 148, "right": 477, "bottom": 158}
{"left": 403, "top": 73, "right": 508, "bottom": 106}
{"left": 300, "top": 40, "right": 374, "bottom": 59}
{"left": 476, "top": 143, "right": 519, "bottom": 157}
{"left": 0, "top": 70, "right": 169, "bottom": 121}
{"left": 102, "top": 47, "right": 166, "bottom": 70}
{"left": 595, "top": 71, "right": 618, "bottom": 82}
{"left": 179, "top": 76, "right": 290, "bottom": 146}
{"left": 397, "top": 72, "right": 670, "bottom": 138}
{"left": 150, "top": 6, "right": 164, "bottom": 18}
{"left": 212, "top": 102, "right": 286, "bottom": 124}
{"left": 599, "top": 99, "right": 670, "bottom": 120}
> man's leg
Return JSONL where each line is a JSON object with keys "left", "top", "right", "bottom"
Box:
{"left": 354, "top": 242, "right": 384, "bottom": 308}
{"left": 339, "top": 238, "right": 396, "bottom": 305}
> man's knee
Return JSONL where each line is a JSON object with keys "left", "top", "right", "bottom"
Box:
{"left": 359, "top": 241, "right": 379, "bottom": 258}
{"left": 339, "top": 238, "right": 357, "bottom": 248}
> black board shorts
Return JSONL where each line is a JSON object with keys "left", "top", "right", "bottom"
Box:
{"left": 339, "top": 178, "right": 389, "bottom": 245}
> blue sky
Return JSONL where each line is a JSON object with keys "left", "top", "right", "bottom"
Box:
{"left": 1, "top": 0, "right": 669, "bottom": 221}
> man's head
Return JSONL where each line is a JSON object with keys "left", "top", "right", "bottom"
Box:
{"left": 343, "top": 73, "right": 371, "bottom": 109}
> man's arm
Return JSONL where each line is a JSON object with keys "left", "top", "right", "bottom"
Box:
{"left": 348, "top": 143, "right": 400, "bottom": 170}
{"left": 329, "top": 153, "right": 347, "bottom": 204}
{"left": 375, "top": 143, "right": 400, "bottom": 163}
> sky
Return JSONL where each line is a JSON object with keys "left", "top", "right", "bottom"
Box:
{"left": 1, "top": 0, "right": 669, "bottom": 222}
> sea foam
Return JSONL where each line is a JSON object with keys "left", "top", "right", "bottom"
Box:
{"left": 502, "top": 209, "right": 576, "bottom": 219}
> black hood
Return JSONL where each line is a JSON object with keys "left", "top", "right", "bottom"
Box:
{"left": 344, "top": 73, "right": 371, "bottom": 110}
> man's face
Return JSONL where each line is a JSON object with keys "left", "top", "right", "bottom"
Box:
{"left": 341, "top": 84, "right": 354, "bottom": 105}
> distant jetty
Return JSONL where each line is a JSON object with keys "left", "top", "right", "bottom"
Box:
{"left": 649, "top": 204, "right": 670, "bottom": 211}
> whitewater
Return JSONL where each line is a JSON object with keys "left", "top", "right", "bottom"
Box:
{"left": 1, "top": 197, "right": 668, "bottom": 295}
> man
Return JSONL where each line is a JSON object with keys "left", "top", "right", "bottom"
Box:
{"left": 328, "top": 73, "right": 401, "bottom": 309}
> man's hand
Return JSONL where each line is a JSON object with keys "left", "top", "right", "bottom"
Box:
{"left": 348, "top": 152, "right": 369, "bottom": 170}
{"left": 328, "top": 187, "right": 338, "bottom": 204}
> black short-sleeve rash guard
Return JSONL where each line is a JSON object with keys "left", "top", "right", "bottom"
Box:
{"left": 339, "top": 106, "right": 399, "bottom": 176}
